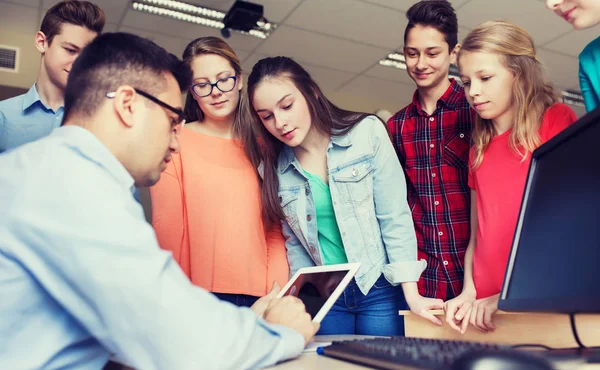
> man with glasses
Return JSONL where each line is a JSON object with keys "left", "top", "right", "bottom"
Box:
{"left": 0, "top": 32, "right": 317, "bottom": 370}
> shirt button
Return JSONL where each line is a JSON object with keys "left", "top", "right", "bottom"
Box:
{"left": 429, "top": 143, "right": 434, "bottom": 148}
{"left": 431, "top": 173, "right": 436, "bottom": 178}
{"left": 279, "top": 196, "right": 282, "bottom": 203}
{"left": 305, "top": 188, "right": 310, "bottom": 195}
{"left": 429, "top": 117, "right": 434, "bottom": 122}
{"left": 434, "top": 201, "right": 440, "bottom": 206}
{"left": 309, "top": 245, "right": 316, "bottom": 253}
{"left": 459, "top": 133, "right": 465, "bottom": 138}
{"left": 307, "top": 215, "right": 312, "bottom": 221}
{"left": 438, "top": 231, "right": 444, "bottom": 236}
{"left": 443, "top": 260, "right": 449, "bottom": 266}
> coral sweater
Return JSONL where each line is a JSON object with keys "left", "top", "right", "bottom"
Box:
{"left": 150, "top": 128, "right": 289, "bottom": 296}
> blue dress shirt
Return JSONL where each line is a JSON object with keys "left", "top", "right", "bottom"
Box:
{"left": 0, "top": 83, "right": 64, "bottom": 153}
{"left": 0, "top": 126, "right": 304, "bottom": 370}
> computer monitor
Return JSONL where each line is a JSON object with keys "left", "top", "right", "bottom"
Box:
{"left": 499, "top": 106, "right": 600, "bottom": 313}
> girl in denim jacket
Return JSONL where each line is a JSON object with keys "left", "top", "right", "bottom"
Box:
{"left": 247, "top": 56, "right": 444, "bottom": 335}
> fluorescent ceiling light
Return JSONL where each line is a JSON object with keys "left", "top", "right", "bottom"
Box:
{"left": 378, "top": 52, "right": 460, "bottom": 79}
{"left": 378, "top": 52, "right": 584, "bottom": 106}
{"left": 561, "top": 90, "right": 585, "bottom": 107}
{"left": 131, "top": 0, "right": 275, "bottom": 39}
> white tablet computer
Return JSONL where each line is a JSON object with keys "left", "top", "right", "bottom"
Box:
{"left": 277, "top": 263, "right": 360, "bottom": 323}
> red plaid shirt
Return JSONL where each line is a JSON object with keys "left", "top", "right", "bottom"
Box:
{"left": 387, "top": 79, "right": 473, "bottom": 300}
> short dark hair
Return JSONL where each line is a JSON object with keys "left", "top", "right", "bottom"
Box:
{"left": 63, "top": 32, "right": 192, "bottom": 122}
{"left": 40, "top": 0, "right": 105, "bottom": 45}
{"left": 403, "top": 0, "right": 459, "bottom": 51}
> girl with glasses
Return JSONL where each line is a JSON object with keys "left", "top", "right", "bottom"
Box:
{"left": 150, "top": 37, "right": 289, "bottom": 307}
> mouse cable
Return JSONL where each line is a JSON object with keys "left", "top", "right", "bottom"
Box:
{"left": 570, "top": 313, "right": 587, "bottom": 349}
{"left": 511, "top": 344, "right": 555, "bottom": 351}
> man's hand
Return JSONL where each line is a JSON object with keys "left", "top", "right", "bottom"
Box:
{"left": 263, "top": 296, "right": 320, "bottom": 345}
{"left": 250, "top": 281, "right": 281, "bottom": 317}
{"left": 443, "top": 291, "right": 476, "bottom": 334}
{"left": 468, "top": 294, "right": 500, "bottom": 332}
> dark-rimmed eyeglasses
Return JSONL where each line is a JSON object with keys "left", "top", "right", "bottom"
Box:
{"left": 190, "top": 76, "right": 237, "bottom": 98}
{"left": 106, "top": 88, "right": 186, "bottom": 135}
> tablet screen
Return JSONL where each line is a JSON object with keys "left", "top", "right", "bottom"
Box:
{"left": 283, "top": 270, "right": 349, "bottom": 318}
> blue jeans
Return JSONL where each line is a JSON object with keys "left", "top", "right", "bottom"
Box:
{"left": 213, "top": 293, "right": 259, "bottom": 307}
{"left": 317, "top": 275, "right": 407, "bottom": 336}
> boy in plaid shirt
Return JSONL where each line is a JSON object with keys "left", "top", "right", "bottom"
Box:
{"left": 387, "top": 0, "right": 473, "bottom": 300}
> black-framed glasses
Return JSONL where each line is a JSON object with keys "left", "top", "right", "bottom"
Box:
{"left": 106, "top": 88, "right": 186, "bottom": 135}
{"left": 190, "top": 76, "right": 237, "bottom": 98}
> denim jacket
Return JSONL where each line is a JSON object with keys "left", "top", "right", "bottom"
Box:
{"left": 277, "top": 116, "right": 426, "bottom": 295}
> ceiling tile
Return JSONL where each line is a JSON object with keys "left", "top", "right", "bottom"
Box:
{"left": 364, "top": 64, "right": 415, "bottom": 85}
{"left": 121, "top": 9, "right": 263, "bottom": 52}
{"left": 359, "top": 0, "right": 470, "bottom": 12}
{"left": 339, "top": 75, "right": 414, "bottom": 110}
{"left": 0, "top": 2, "right": 40, "bottom": 34}
{"left": 537, "top": 47, "right": 579, "bottom": 91}
{"left": 1, "top": 0, "right": 38, "bottom": 7}
{"left": 256, "top": 25, "right": 389, "bottom": 73}
{"left": 119, "top": 26, "right": 189, "bottom": 57}
{"left": 457, "top": 0, "right": 573, "bottom": 46}
{"left": 103, "top": 23, "right": 118, "bottom": 33}
{"left": 284, "top": 0, "right": 406, "bottom": 49}
{"left": 240, "top": 52, "right": 267, "bottom": 76}
{"left": 242, "top": 52, "right": 355, "bottom": 91}
{"left": 543, "top": 24, "right": 600, "bottom": 57}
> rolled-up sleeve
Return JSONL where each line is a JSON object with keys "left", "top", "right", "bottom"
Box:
{"left": 368, "top": 117, "right": 426, "bottom": 284}
{"left": 7, "top": 152, "right": 304, "bottom": 370}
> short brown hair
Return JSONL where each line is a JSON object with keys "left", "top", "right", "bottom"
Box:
{"left": 40, "top": 0, "right": 105, "bottom": 44}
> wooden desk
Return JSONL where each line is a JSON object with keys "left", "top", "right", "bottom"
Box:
{"left": 401, "top": 310, "right": 600, "bottom": 348}
{"left": 270, "top": 309, "right": 600, "bottom": 370}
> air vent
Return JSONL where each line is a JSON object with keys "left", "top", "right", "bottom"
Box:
{"left": 0, "top": 45, "right": 19, "bottom": 73}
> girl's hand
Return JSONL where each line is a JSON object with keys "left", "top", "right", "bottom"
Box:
{"left": 468, "top": 293, "right": 500, "bottom": 332}
{"left": 406, "top": 294, "right": 445, "bottom": 326}
{"left": 443, "top": 291, "right": 476, "bottom": 334}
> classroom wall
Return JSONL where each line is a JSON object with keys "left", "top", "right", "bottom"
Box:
{"left": 0, "top": 30, "right": 39, "bottom": 91}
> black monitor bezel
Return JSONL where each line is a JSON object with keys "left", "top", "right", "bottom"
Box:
{"left": 499, "top": 106, "right": 600, "bottom": 313}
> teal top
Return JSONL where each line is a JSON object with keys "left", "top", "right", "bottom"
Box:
{"left": 580, "top": 36, "right": 600, "bottom": 113}
{"left": 302, "top": 169, "right": 348, "bottom": 265}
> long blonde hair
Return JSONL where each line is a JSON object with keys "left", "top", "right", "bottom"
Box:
{"left": 459, "top": 21, "right": 559, "bottom": 168}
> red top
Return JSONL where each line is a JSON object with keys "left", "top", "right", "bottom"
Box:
{"left": 388, "top": 79, "right": 473, "bottom": 300}
{"left": 469, "top": 103, "right": 577, "bottom": 298}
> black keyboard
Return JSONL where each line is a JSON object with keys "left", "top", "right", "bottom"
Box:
{"left": 318, "top": 336, "right": 520, "bottom": 370}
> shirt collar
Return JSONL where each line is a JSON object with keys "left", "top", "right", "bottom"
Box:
{"left": 409, "top": 78, "right": 462, "bottom": 117}
{"left": 51, "top": 126, "right": 136, "bottom": 192}
{"left": 278, "top": 145, "right": 297, "bottom": 174}
{"left": 277, "top": 129, "right": 354, "bottom": 174}
{"left": 22, "top": 83, "right": 65, "bottom": 113}
{"left": 22, "top": 84, "right": 42, "bottom": 111}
